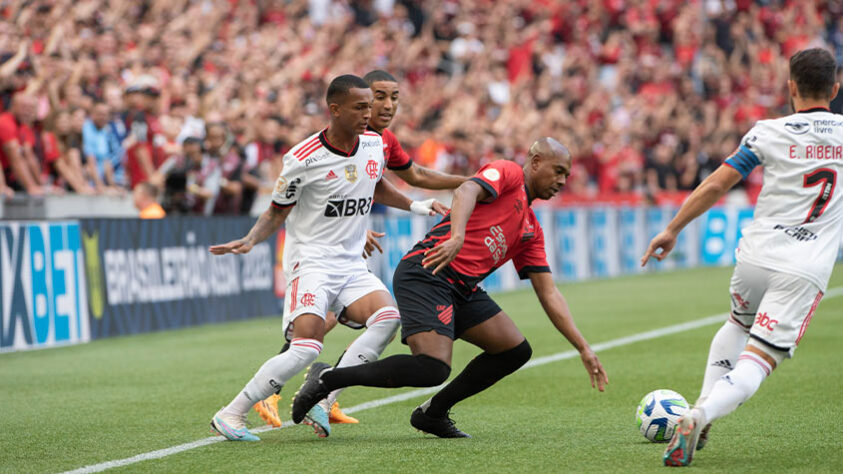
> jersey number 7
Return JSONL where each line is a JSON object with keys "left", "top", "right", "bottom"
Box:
{"left": 803, "top": 168, "right": 837, "bottom": 223}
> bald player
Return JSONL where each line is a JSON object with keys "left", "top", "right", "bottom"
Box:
{"left": 292, "top": 138, "right": 608, "bottom": 438}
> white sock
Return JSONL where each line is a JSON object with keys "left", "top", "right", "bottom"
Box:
{"left": 698, "top": 321, "right": 749, "bottom": 403}
{"left": 698, "top": 351, "right": 772, "bottom": 423}
{"left": 223, "top": 338, "right": 323, "bottom": 416}
{"left": 326, "top": 306, "right": 401, "bottom": 405}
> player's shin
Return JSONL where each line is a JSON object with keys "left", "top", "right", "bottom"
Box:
{"left": 225, "top": 338, "right": 323, "bottom": 416}
{"left": 696, "top": 348, "right": 778, "bottom": 424}
{"left": 321, "top": 353, "right": 450, "bottom": 390}
{"left": 698, "top": 321, "right": 749, "bottom": 403}
{"left": 327, "top": 306, "right": 401, "bottom": 405}
{"left": 424, "top": 339, "right": 532, "bottom": 418}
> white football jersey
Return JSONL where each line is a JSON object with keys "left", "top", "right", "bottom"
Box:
{"left": 727, "top": 108, "right": 843, "bottom": 290}
{"left": 271, "top": 129, "right": 385, "bottom": 275}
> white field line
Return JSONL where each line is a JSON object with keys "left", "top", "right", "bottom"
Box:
{"left": 62, "top": 286, "right": 843, "bottom": 474}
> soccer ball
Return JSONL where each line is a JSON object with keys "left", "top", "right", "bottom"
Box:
{"left": 635, "top": 389, "right": 689, "bottom": 442}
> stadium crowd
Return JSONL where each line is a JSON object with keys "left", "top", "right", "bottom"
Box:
{"left": 0, "top": 0, "right": 842, "bottom": 213}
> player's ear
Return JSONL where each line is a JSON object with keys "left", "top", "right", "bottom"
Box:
{"left": 787, "top": 79, "right": 798, "bottom": 99}
{"left": 831, "top": 82, "right": 840, "bottom": 101}
{"left": 531, "top": 153, "right": 542, "bottom": 171}
{"left": 328, "top": 102, "right": 341, "bottom": 117}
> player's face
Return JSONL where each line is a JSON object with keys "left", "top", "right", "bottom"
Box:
{"left": 532, "top": 154, "right": 571, "bottom": 200}
{"left": 334, "top": 87, "right": 373, "bottom": 135}
{"left": 369, "top": 81, "right": 399, "bottom": 131}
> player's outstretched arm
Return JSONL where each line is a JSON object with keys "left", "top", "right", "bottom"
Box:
{"left": 529, "top": 271, "right": 608, "bottom": 391}
{"left": 373, "top": 177, "right": 449, "bottom": 215}
{"left": 209, "top": 205, "right": 291, "bottom": 255}
{"left": 393, "top": 163, "right": 468, "bottom": 190}
{"left": 641, "top": 165, "right": 743, "bottom": 266}
{"left": 422, "top": 180, "right": 489, "bottom": 275}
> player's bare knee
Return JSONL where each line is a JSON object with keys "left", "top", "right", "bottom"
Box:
{"left": 407, "top": 330, "right": 453, "bottom": 365}
{"left": 290, "top": 313, "right": 326, "bottom": 341}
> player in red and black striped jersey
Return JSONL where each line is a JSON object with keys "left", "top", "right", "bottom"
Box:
{"left": 292, "top": 138, "right": 609, "bottom": 438}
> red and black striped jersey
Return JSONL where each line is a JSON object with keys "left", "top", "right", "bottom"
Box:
{"left": 404, "top": 159, "right": 550, "bottom": 292}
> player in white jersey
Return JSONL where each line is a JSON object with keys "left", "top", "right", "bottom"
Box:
{"left": 641, "top": 48, "right": 841, "bottom": 467}
{"left": 252, "top": 69, "right": 471, "bottom": 429}
{"left": 206, "top": 75, "right": 445, "bottom": 441}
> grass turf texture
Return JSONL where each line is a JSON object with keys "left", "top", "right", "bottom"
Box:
{"left": 1, "top": 265, "right": 841, "bottom": 473}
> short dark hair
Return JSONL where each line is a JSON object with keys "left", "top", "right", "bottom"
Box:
{"left": 326, "top": 74, "right": 370, "bottom": 105}
{"left": 789, "top": 48, "right": 838, "bottom": 100}
{"left": 363, "top": 70, "right": 398, "bottom": 86}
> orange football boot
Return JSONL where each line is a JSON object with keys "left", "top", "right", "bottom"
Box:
{"left": 253, "top": 394, "right": 282, "bottom": 428}
{"left": 328, "top": 402, "right": 359, "bottom": 424}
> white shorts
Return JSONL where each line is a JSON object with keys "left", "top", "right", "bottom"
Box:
{"left": 728, "top": 262, "right": 824, "bottom": 357}
{"left": 281, "top": 269, "right": 388, "bottom": 342}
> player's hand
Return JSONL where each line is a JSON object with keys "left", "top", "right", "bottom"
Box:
{"left": 363, "top": 230, "right": 385, "bottom": 258}
{"left": 580, "top": 348, "right": 608, "bottom": 392}
{"left": 422, "top": 236, "right": 463, "bottom": 275}
{"left": 209, "top": 238, "right": 253, "bottom": 255}
{"left": 640, "top": 230, "right": 677, "bottom": 266}
{"left": 431, "top": 200, "right": 449, "bottom": 216}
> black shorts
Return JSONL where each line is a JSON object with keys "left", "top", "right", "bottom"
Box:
{"left": 393, "top": 258, "right": 502, "bottom": 343}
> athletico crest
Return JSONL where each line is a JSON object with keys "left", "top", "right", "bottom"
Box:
{"left": 345, "top": 164, "right": 358, "bottom": 183}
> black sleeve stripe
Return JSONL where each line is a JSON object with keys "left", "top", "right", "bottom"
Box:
{"left": 271, "top": 201, "right": 296, "bottom": 209}
{"left": 748, "top": 334, "right": 790, "bottom": 352}
{"left": 517, "top": 265, "right": 551, "bottom": 280}
{"left": 469, "top": 177, "right": 498, "bottom": 201}
{"left": 387, "top": 159, "right": 413, "bottom": 171}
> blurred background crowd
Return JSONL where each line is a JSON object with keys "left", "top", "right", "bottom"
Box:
{"left": 1, "top": 0, "right": 842, "bottom": 215}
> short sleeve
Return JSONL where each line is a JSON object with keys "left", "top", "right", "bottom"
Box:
{"left": 512, "top": 223, "right": 551, "bottom": 279}
{"left": 270, "top": 153, "right": 307, "bottom": 208}
{"left": 724, "top": 125, "right": 765, "bottom": 179}
{"left": 383, "top": 129, "right": 412, "bottom": 170}
{"left": 469, "top": 160, "right": 522, "bottom": 202}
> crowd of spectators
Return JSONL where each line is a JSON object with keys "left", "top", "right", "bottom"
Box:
{"left": 1, "top": 0, "right": 842, "bottom": 213}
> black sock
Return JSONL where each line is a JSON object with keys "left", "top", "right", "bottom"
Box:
{"left": 321, "top": 354, "right": 450, "bottom": 391}
{"left": 426, "top": 339, "right": 532, "bottom": 418}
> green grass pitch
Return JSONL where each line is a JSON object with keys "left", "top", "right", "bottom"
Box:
{"left": 1, "top": 265, "right": 841, "bottom": 473}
